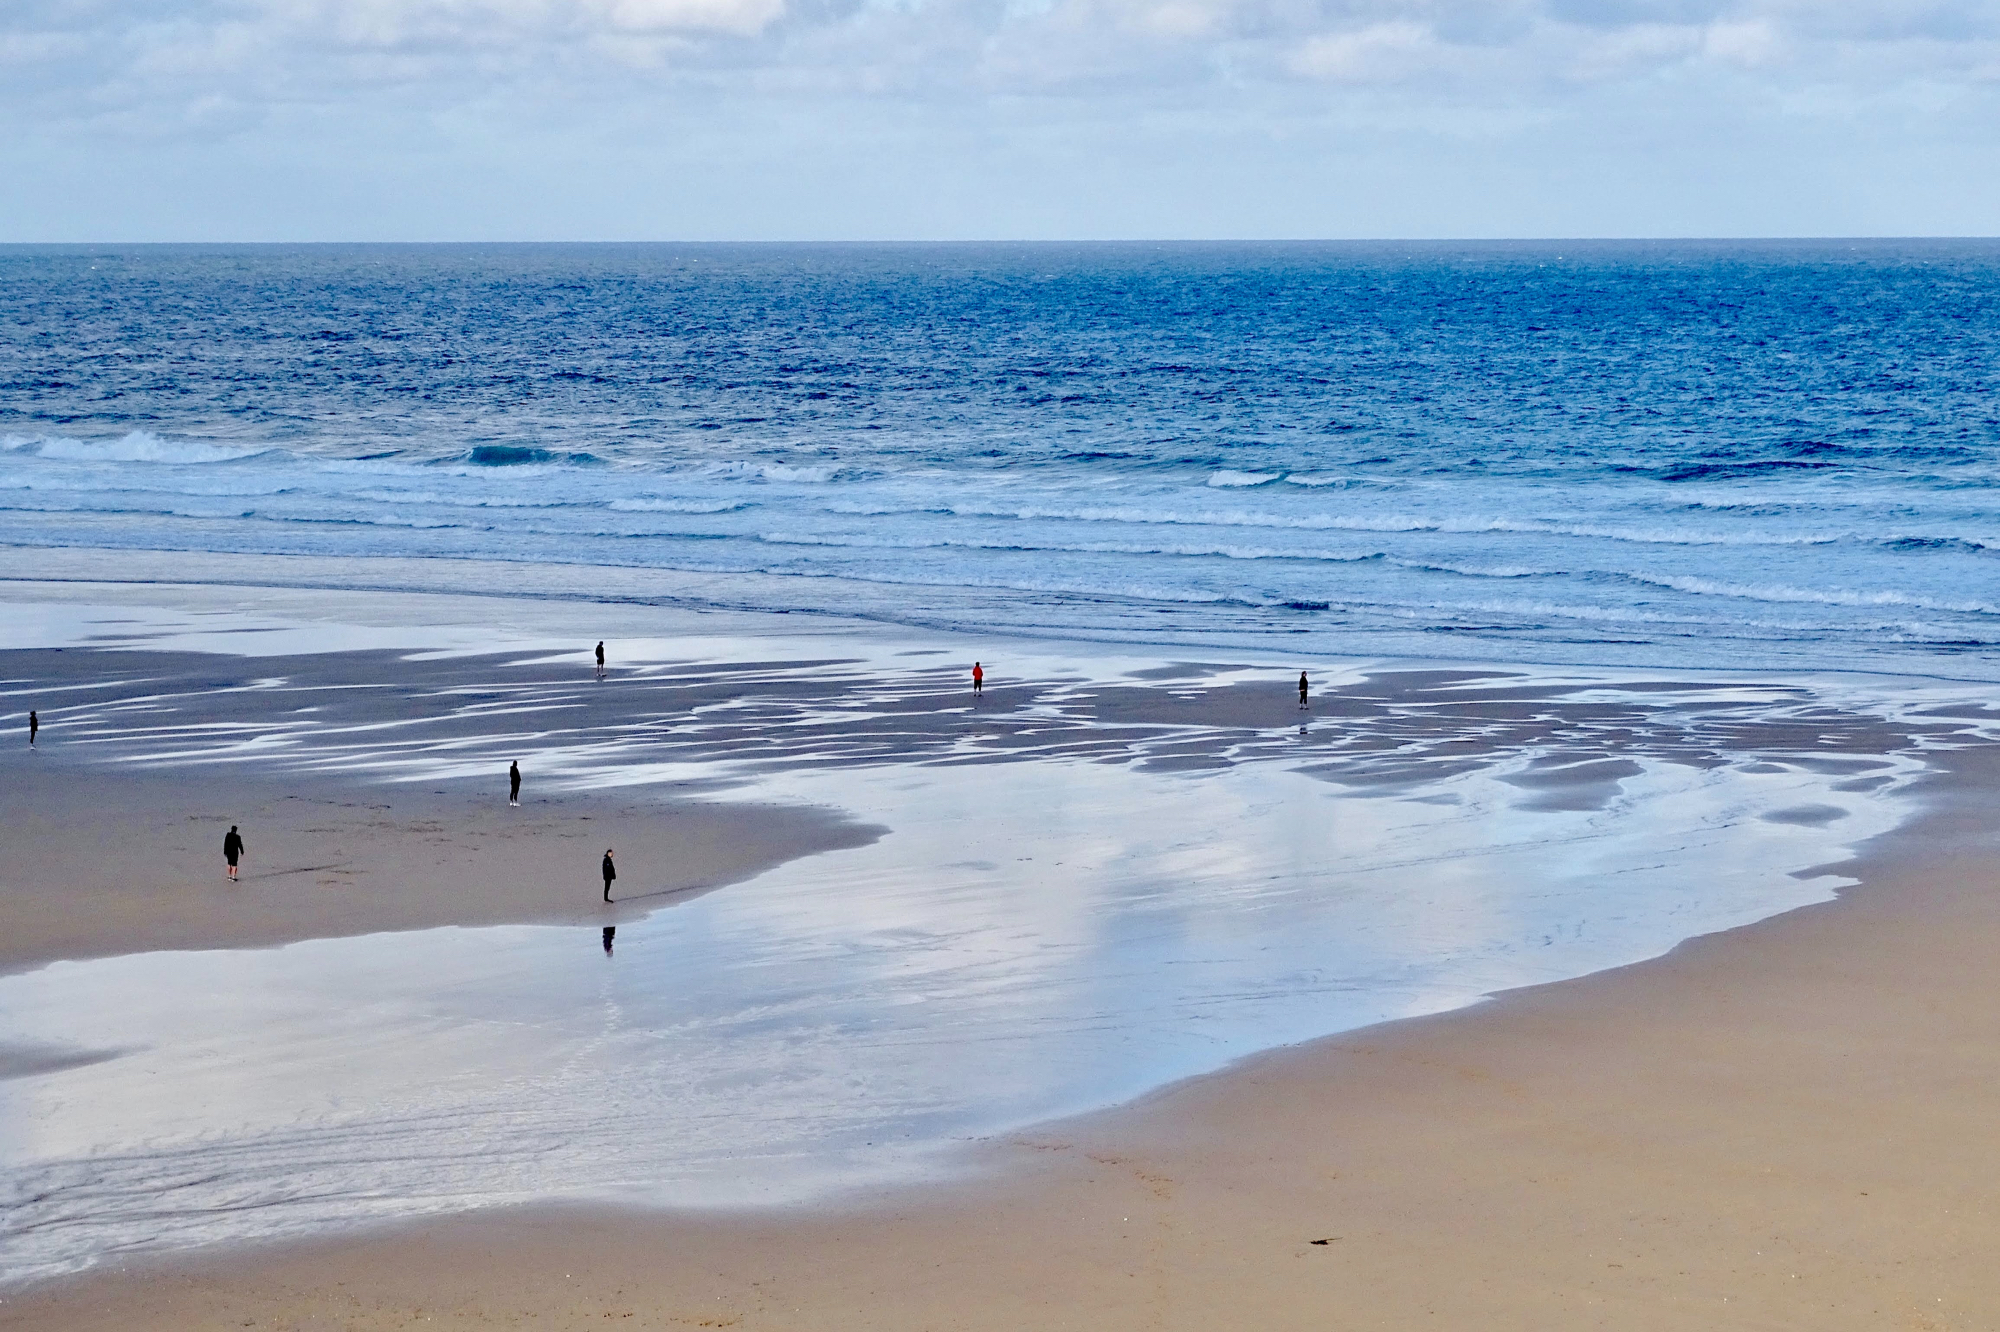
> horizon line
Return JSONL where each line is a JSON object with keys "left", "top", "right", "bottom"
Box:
{"left": 3, "top": 235, "right": 1997, "bottom": 248}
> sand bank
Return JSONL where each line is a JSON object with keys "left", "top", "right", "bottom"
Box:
{"left": 0, "top": 761, "right": 877, "bottom": 977}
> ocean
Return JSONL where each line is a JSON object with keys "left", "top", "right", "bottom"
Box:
{"left": 5, "top": 239, "right": 1999, "bottom": 677}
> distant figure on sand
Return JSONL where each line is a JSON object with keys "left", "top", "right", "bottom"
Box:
{"left": 601, "top": 848, "right": 617, "bottom": 902}
{"left": 27, "top": 710, "right": 36, "bottom": 748}
{"left": 1298, "top": 671, "right": 1309, "bottom": 710}
{"left": 972, "top": 662, "right": 984, "bottom": 696}
{"left": 223, "top": 825, "right": 245, "bottom": 881}
{"left": 595, "top": 641, "right": 606, "bottom": 679}
{"left": 508, "top": 760, "right": 521, "bottom": 806}
{"left": 602, "top": 926, "right": 616, "bottom": 956}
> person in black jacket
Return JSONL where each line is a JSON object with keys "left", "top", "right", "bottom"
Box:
{"left": 224, "top": 825, "right": 245, "bottom": 881}
{"left": 508, "top": 760, "right": 521, "bottom": 807}
{"left": 601, "top": 848, "right": 616, "bottom": 903}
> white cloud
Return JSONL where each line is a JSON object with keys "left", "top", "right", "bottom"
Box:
{"left": 8, "top": 0, "right": 1996, "bottom": 112}
{"left": 0, "top": 0, "right": 1995, "bottom": 237}
{"left": 1288, "top": 21, "right": 1444, "bottom": 82}
{"left": 1703, "top": 18, "right": 1780, "bottom": 65}
{"left": 597, "top": 0, "right": 785, "bottom": 35}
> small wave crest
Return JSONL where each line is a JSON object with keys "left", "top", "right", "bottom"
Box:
{"left": 609, "top": 498, "right": 752, "bottom": 514}
{"left": 829, "top": 499, "right": 1846, "bottom": 548}
{"left": 3, "top": 431, "right": 266, "bottom": 465}
{"left": 1626, "top": 572, "right": 2000, "bottom": 615}
{"left": 1883, "top": 535, "right": 2000, "bottom": 556}
{"left": 696, "top": 461, "right": 840, "bottom": 484}
{"left": 462, "top": 445, "right": 602, "bottom": 467}
{"left": 1206, "top": 470, "right": 1281, "bottom": 488}
{"left": 750, "top": 529, "right": 1390, "bottom": 562}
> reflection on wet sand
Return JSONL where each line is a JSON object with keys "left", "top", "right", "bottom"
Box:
{"left": 2, "top": 605, "right": 1994, "bottom": 1285}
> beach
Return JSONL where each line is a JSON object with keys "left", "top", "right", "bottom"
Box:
{"left": 20, "top": 764, "right": 2000, "bottom": 1331}
{"left": 3, "top": 575, "right": 1998, "bottom": 1328}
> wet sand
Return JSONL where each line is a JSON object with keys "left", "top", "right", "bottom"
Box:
{"left": 14, "top": 744, "right": 2000, "bottom": 1330}
{"left": 4, "top": 611, "right": 2000, "bottom": 1327}
{"left": 0, "top": 761, "right": 878, "bottom": 978}
{"left": 0, "top": 635, "right": 1931, "bottom": 979}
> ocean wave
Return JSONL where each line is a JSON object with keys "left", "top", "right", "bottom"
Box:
{"left": 2, "top": 431, "right": 267, "bottom": 465}
{"left": 347, "top": 489, "right": 600, "bottom": 510}
{"left": 0, "top": 474, "right": 301, "bottom": 499}
{"left": 463, "top": 445, "right": 602, "bottom": 467}
{"left": 1624, "top": 572, "right": 2000, "bottom": 615}
{"left": 694, "top": 461, "right": 840, "bottom": 483}
{"left": 608, "top": 498, "right": 753, "bottom": 514}
{"left": 1206, "top": 470, "right": 1281, "bottom": 487}
{"left": 273, "top": 511, "right": 482, "bottom": 532}
{"left": 749, "top": 530, "right": 1391, "bottom": 562}
{"left": 882, "top": 500, "right": 1847, "bottom": 548}
{"left": 1882, "top": 535, "right": 2000, "bottom": 555}
{"left": 1654, "top": 459, "right": 1840, "bottom": 483}
{"left": 1399, "top": 560, "right": 1555, "bottom": 579}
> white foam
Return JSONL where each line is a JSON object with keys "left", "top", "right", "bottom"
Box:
{"left": 695, "top": 461, "right": 840, "bottom": 483}
{"left": 1628, "top": 572, "right": 2000, "bottom": 615}
{"left": 608, "top": 498, "right": 753, "bottom": 514}
{"left": 899, "top": 499, "right": 1844, "bottom": 547}
{"left": 5, "top": 431, "right": 265, "bottom": 465}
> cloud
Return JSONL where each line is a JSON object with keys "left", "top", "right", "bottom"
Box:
{"left": 1288, "top": 21, "right": 1445, "bottom": 82}
{"left": 1, "top": 0, "right": 1995, "bottom": 238}
{"left": 7, "top": 0, "right": 1997, "bottom": 121}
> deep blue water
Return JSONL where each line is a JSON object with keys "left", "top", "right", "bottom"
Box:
{"left": 4, "top": 240, "right": 1999, "bottom": 674}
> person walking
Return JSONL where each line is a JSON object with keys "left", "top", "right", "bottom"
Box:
{"left": 972, "top": 662, "right": 984, "bottom": 696}
{"left": 595, "top": 641, "right": 606, "bottom": 680}
{"left": 601, "top": 848, "right": 617, "bottom": 903}
{"left": 223, "top": 825, "right": 245, "bottom": 881}
{"left": 27, "top": 710, "right": 36, "bottom": 748}
{"left": 508, "top": 759, "right": 522, "bottom": 807}
{"left": 1298, "top": 671, "right": 1309, "bottom": 710}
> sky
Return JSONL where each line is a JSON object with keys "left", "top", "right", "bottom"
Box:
{"left": 2, "top": 0, "right": 1996, "bottom": 240}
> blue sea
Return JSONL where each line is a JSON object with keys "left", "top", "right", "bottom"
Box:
{"left": 4, "top": 239, "right": 1999, "bottom": 675}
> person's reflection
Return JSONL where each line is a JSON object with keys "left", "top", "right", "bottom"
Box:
{"left": 602, "top": 926, "right": 616, "bottom": 956}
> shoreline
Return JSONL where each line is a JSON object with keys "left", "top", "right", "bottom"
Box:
{"left": 3, "top": 581, "right": 1998, "bottom": 1326}
{"left": 12, "top": 543, "right": 2000, "bottom": 689}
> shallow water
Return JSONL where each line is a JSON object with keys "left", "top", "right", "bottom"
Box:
{"left": 0, "top": 600, "right": 1973, "bottom": 1283}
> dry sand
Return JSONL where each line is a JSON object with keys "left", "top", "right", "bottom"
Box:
{"left": 5, "top": 636, "right": 2000, "bottom": 1328}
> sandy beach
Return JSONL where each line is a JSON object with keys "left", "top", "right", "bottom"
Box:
{"left": 21, "top": 757, "right": 2000, "bottom": 1332}
{"left": 3, "top": 583, "right": 1998, "bottom": 1329}
{"left": 0, "top": 757, "right": 878, "bottom": 978}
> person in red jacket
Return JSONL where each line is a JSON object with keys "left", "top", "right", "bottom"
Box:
{"left": 972, "top": 662, "right": 984, "bottom": 696}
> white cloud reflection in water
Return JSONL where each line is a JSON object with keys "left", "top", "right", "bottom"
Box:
{"left": 0, "top": 739, "right": 1917, "bottom": 1282}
